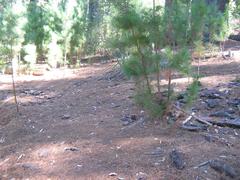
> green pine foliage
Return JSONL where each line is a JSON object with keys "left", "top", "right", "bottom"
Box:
{"left": 0, "top": 2, "right": 21, "bottom": 67}
{"left": 110, "top": 0, "right": 222, "bottom": 119}
{"left": 185, "top": 78, "right": 201, "bottom": 106}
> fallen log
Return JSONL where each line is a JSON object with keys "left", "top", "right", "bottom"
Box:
{"left": 209, "top": 160, "right": 238, "bottom": 178}
{"left": 207, "top": 119, "right": 240, "bottom": 129}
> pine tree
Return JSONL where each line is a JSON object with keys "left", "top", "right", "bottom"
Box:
{"left": 111, "top": 0, "right": 212, "bottom": 118}
{"left": 24, "top": 1, "right": 49, "bottom": 63}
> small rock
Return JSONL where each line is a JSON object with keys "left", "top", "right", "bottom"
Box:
{"left": 117, "top": 177, "right": 125, "bottom": 180}
{"left": 38, "top": 149, "right": 49, "bottom": 158}
{"left": 89, "top": 132, "right": 95, "bottom": 136}
{"left": 61, "top": 114, "right": 71, "bottom": 120}
{"left": 177, "top": 93, "right": 187, "bottom": 104}
{"left": 130, "top": 114, "right": 137, "bottom": 121}
{"left": 146, "top": 147, "right": 163, "bottom": 156}
{"left": 177, "top": 93, "right": 185, "bottom": 100}
{"left": 111, "top": 103, "right": 121, "bottom": 108}
{"left": 64, "top": 147, "right": 79, "bottom": 152}
{"left": 169, "top": 149, "right": 185, "bottom": 170}
{"left": 0, "top": 137, "right": 5, "bottom": 143}
{"left": 200, "top": 89, "right": 223, "bottom": 99}
{"left": 122, "top": 121, "right": 130, "bottom": 126}
{"left": 154, "top": 158, "right": 166, "bottom": 166}
{"left": 136, "top": 172, "right": 148, "bottom": 180}
{"left": 209, "top": 160, "right": 238, "bottom": 178}
{"left": 226, "top": 108, "right": 235, "bottom": 114}
{"left": 19, "top": 163, "right": 40, "bottom": 172}
{"left": 205, "top": 99, "right": 220, "bottom": 108}
{"left": 234, "top": 130, "right": 238, "bottom": 136}
{"left": 29, "top": 90, "right": 43, "bottom": 96}
{"left": 108, "top": 172, "right": 117, "bottom": 176}
{"left": 120, "top": 115, "right": 138, "bottom": 126}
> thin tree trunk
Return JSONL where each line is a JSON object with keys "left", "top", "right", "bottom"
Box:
{"left": 157, "top": 69, "right": 161, "bottom": 94}
{"left": 197, "top": 57, "right": 200, "bottom": 76}
{"left": 11, "top": 71, "right": 19, "bottom": 113}
{"left": 153, "top": 0, "right": 161, "bottom": 96}
{"left": 64, "top": 50, "right": 67, "bottom": 66}
{"left": 131, "top": 28, "right": 151, "bottom": 93}
{"left": 11, "top": 47, "right": 19, "bottom": 113}
{"left": 9, "top": 1, "right": 19, "bottom": 113}
{"left": 167, "top": 69, "right": 172, "bottom": 102}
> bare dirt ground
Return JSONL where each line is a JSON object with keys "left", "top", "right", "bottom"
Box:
{"left": 0, "top": 53, "right": 240, "bottom": 179}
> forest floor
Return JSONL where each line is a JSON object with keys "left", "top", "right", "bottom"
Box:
{"left": 0, "top": 48, "right": 240, "bottom": 179}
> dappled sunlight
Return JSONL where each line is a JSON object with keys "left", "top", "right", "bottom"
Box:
{"left": 153, "top": 73, "right": 239, "bottom": 92}
{"left": 0, "top": 63, "right": 117, "bottom": 84}
{"left": 113, "top": 136, "right": 168, "bottom": 150}
{"left": 1, "top": 0, "right": 240, "bottom": 178}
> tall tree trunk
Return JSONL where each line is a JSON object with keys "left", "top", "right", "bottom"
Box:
{"left": 167, "top": 69, "right": 172, "bottom": 102}
{"left": 165, "top": 0, "right": 173, "bottom": 8}
{"left": 218, "top": 0, "right": 229, "bottom": 12}
{"left": 205, "top": 0, "right": 229, "bottom": 12}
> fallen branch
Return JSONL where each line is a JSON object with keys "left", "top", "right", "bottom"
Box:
{"left": 181, "top": 124, "right": 207, "bottom": 131}
{"left": 174, "top": 105, "right": 212, "bottom": 126}
{"left": 182, "top": 112, "right": 194, "bottom": 125}
{"left": 209, "top": 160, "right": 238, "bottom": 178}
{"left": 193, "top": 160, "right": 210, "bottom": 169}
{"left": 121, "top": 117, "right": 145, "bottom": 131}
{"left": 207, "top": 119, "right": 240, "bottom": 129}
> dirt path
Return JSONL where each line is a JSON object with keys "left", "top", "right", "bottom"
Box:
{"left": 0, "top": 57, "right": 240, "bottom": 179}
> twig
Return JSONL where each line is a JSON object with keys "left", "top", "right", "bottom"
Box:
{"left": 120, "top": 117, "right": 145, "bottom": 131}
{"left": 181, "top": 124, "right": 207, "bottom": 131}
{"left": 194, "top": 160, "right": 210, "bottom": 169}
{"left": 174, "top": 105, "right": 212, "bottom": 126}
